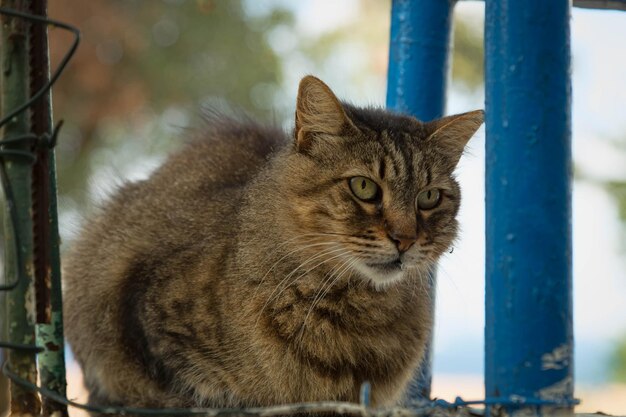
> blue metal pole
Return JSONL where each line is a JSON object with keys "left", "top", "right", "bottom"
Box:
{"left": 485, "top": 0, "right": 574, "bottom": 415}
{"left": 386, "top": 0, "right": 456, "bottom": 401}
{"left": 387, "top": 0, "right": 455, "bottom": 120}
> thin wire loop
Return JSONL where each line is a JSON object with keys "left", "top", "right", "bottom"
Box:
{"left": 0, "top": 7, "right": 80, "bottom": 128}
{"left": 3, "top": 359, "right": 580, "bottom": 417}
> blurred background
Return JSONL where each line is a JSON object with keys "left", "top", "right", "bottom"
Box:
{"left": 1, "top": 0, "right": 625, "bottom": 415}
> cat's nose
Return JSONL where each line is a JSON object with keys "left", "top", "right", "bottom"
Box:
{"left": 388, "top": 232, "right": 417, "bottom": 253}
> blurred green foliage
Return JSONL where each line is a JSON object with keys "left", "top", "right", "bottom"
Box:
{"left": 606, "top": 178, "right": 626, "bottom": 382}
{"left": 453, "top": 19, "right": 484, "bottom": 89}
{"left": 609, "top": 335, "right": 626, "bottom": 382}
{"left": 49, "top": 0, "right": 292, "bottom": 205}
{"left": 606, "top": 181, "right": 626, "bottom": 226}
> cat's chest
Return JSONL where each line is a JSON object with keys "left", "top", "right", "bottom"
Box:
{"left": 258, "top": 278, "right": 427, "bottom": 394}
{"left": 264, "top": 276, "right": 425, "bottom": 350}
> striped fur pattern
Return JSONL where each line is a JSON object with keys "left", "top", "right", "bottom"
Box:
{"left": 63, "top": 76, "right": 483, "bottom": 410}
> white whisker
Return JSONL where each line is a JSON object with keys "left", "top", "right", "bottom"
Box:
{"left": 296, "top": 257, "right": 358, "bottom": 345}
{"left": 253, "top": 246, "right": 350, "bottom": 328}
{"left": 251, "top": 240, "right": 338, "bottom": 299}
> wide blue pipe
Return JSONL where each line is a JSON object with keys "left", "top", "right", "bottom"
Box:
{"left": 485, "top": 0, "right": 574, "bottom": 414}
{"left": 386, "top": 0, "right": 455, "bottom": 401}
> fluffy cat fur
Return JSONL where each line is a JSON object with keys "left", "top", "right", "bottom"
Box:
{"left": 63, "top": 76, "right": 483, "bottom": 409}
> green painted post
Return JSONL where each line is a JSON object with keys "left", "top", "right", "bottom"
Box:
{"left": 0, "top": 315, "right": 8, "bottom": 417}
{"left": 0, "top": 1, "right": 41, "bottom": 415}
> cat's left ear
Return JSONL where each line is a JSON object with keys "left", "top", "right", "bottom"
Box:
{"left": 425, "top": 109, "right": 484, "bottom": 165}
{"left": 295, "top": 76, "right": 356, "bottom": 152}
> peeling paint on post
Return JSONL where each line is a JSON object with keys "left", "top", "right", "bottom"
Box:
{"left": 1, "top": 1, "right": 42, "bottom": 415}
{"left": 36, "top": 312, "right": 68, "bottom": 416}
{"left": 485, "top": 0, "right": 574, "bottom": 416}
{"left": 386, "top": 0, "right": 456, "bottom": 401}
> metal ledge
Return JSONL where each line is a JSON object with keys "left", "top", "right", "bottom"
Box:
{"left": 461, "top": 0, "right": 626, "bottom": 12}
{"left": 574, "top": 0, "right": 626, "bottom": 11}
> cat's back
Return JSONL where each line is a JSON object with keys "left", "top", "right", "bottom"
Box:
{"left": 156, "top": 115, "right": 287, "bottom": 194}
{"left": 65, "top": 115, "right": 287, "bottom": 294}
{"left": 63, "top": 117, "right": 287, "bottom": 406}
{"left": 78, "top": 116, "right": 286, "bottom": 245}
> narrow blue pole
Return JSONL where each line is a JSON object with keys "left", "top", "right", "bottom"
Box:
{"left": 386, "top": 0, "right": 455, "bottom": 401}
{"left": 485, "top": 0, "right": 574, "bottom": 415}
{"left": 387, "top": 0, "right": 455, "bottom": 120}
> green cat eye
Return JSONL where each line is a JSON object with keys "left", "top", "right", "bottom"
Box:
{"left": 417, "top": 189, "right": 441, "bottom": 210}
{"left": 349, "top": 176, "right": 380, "bottom": 202}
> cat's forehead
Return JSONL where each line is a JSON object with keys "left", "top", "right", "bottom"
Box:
{"left": 343, "top": 104, "right": 427, "bottom": 139}
{"left": 340, "top": 127, "right": 456, "bottom": 196}
{"left": 339, "top": 132, "right": 431, "bottom": 191}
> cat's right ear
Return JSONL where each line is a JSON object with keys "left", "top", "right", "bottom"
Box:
{"left": 425, "top": 109, "right": 484, "bottom": 166}
{"left": 295, "top": 76, "right": 354, "bottom": 152}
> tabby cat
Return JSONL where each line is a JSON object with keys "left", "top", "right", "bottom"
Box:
{"left": 64, "top": 76, "right": 483, "bottom": 409}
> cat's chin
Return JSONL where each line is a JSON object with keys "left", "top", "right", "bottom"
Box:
{"left": 354, "top": 261, "right": 407, "bottom": 291}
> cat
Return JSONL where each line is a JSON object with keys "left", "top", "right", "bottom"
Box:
{"left": 63, "top": 75, "right": 483, "bottom": 410}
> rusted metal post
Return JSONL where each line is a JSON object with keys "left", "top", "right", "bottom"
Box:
{"left": 29, "top": 0, "right": 69, "bottom": 415}
{"left": 0, "top": 0, "right": 41, "bottom": 415}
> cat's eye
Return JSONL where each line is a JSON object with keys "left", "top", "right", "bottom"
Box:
{"left": 349, "top": 176, "right": 380, "bottom": 202}
{"left": 417, "top": 189, "right": 441, "bottom": 210}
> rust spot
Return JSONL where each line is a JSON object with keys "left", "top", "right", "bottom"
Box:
{"left": 45, "top": 341, "right": 60, "bottom": 352}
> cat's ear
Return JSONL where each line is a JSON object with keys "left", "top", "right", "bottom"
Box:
{"left": 295, "top": 76, "right": 354, "bottom": 151}
{"left": 425, "top": 109, "right": 484, "bottom": 165}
